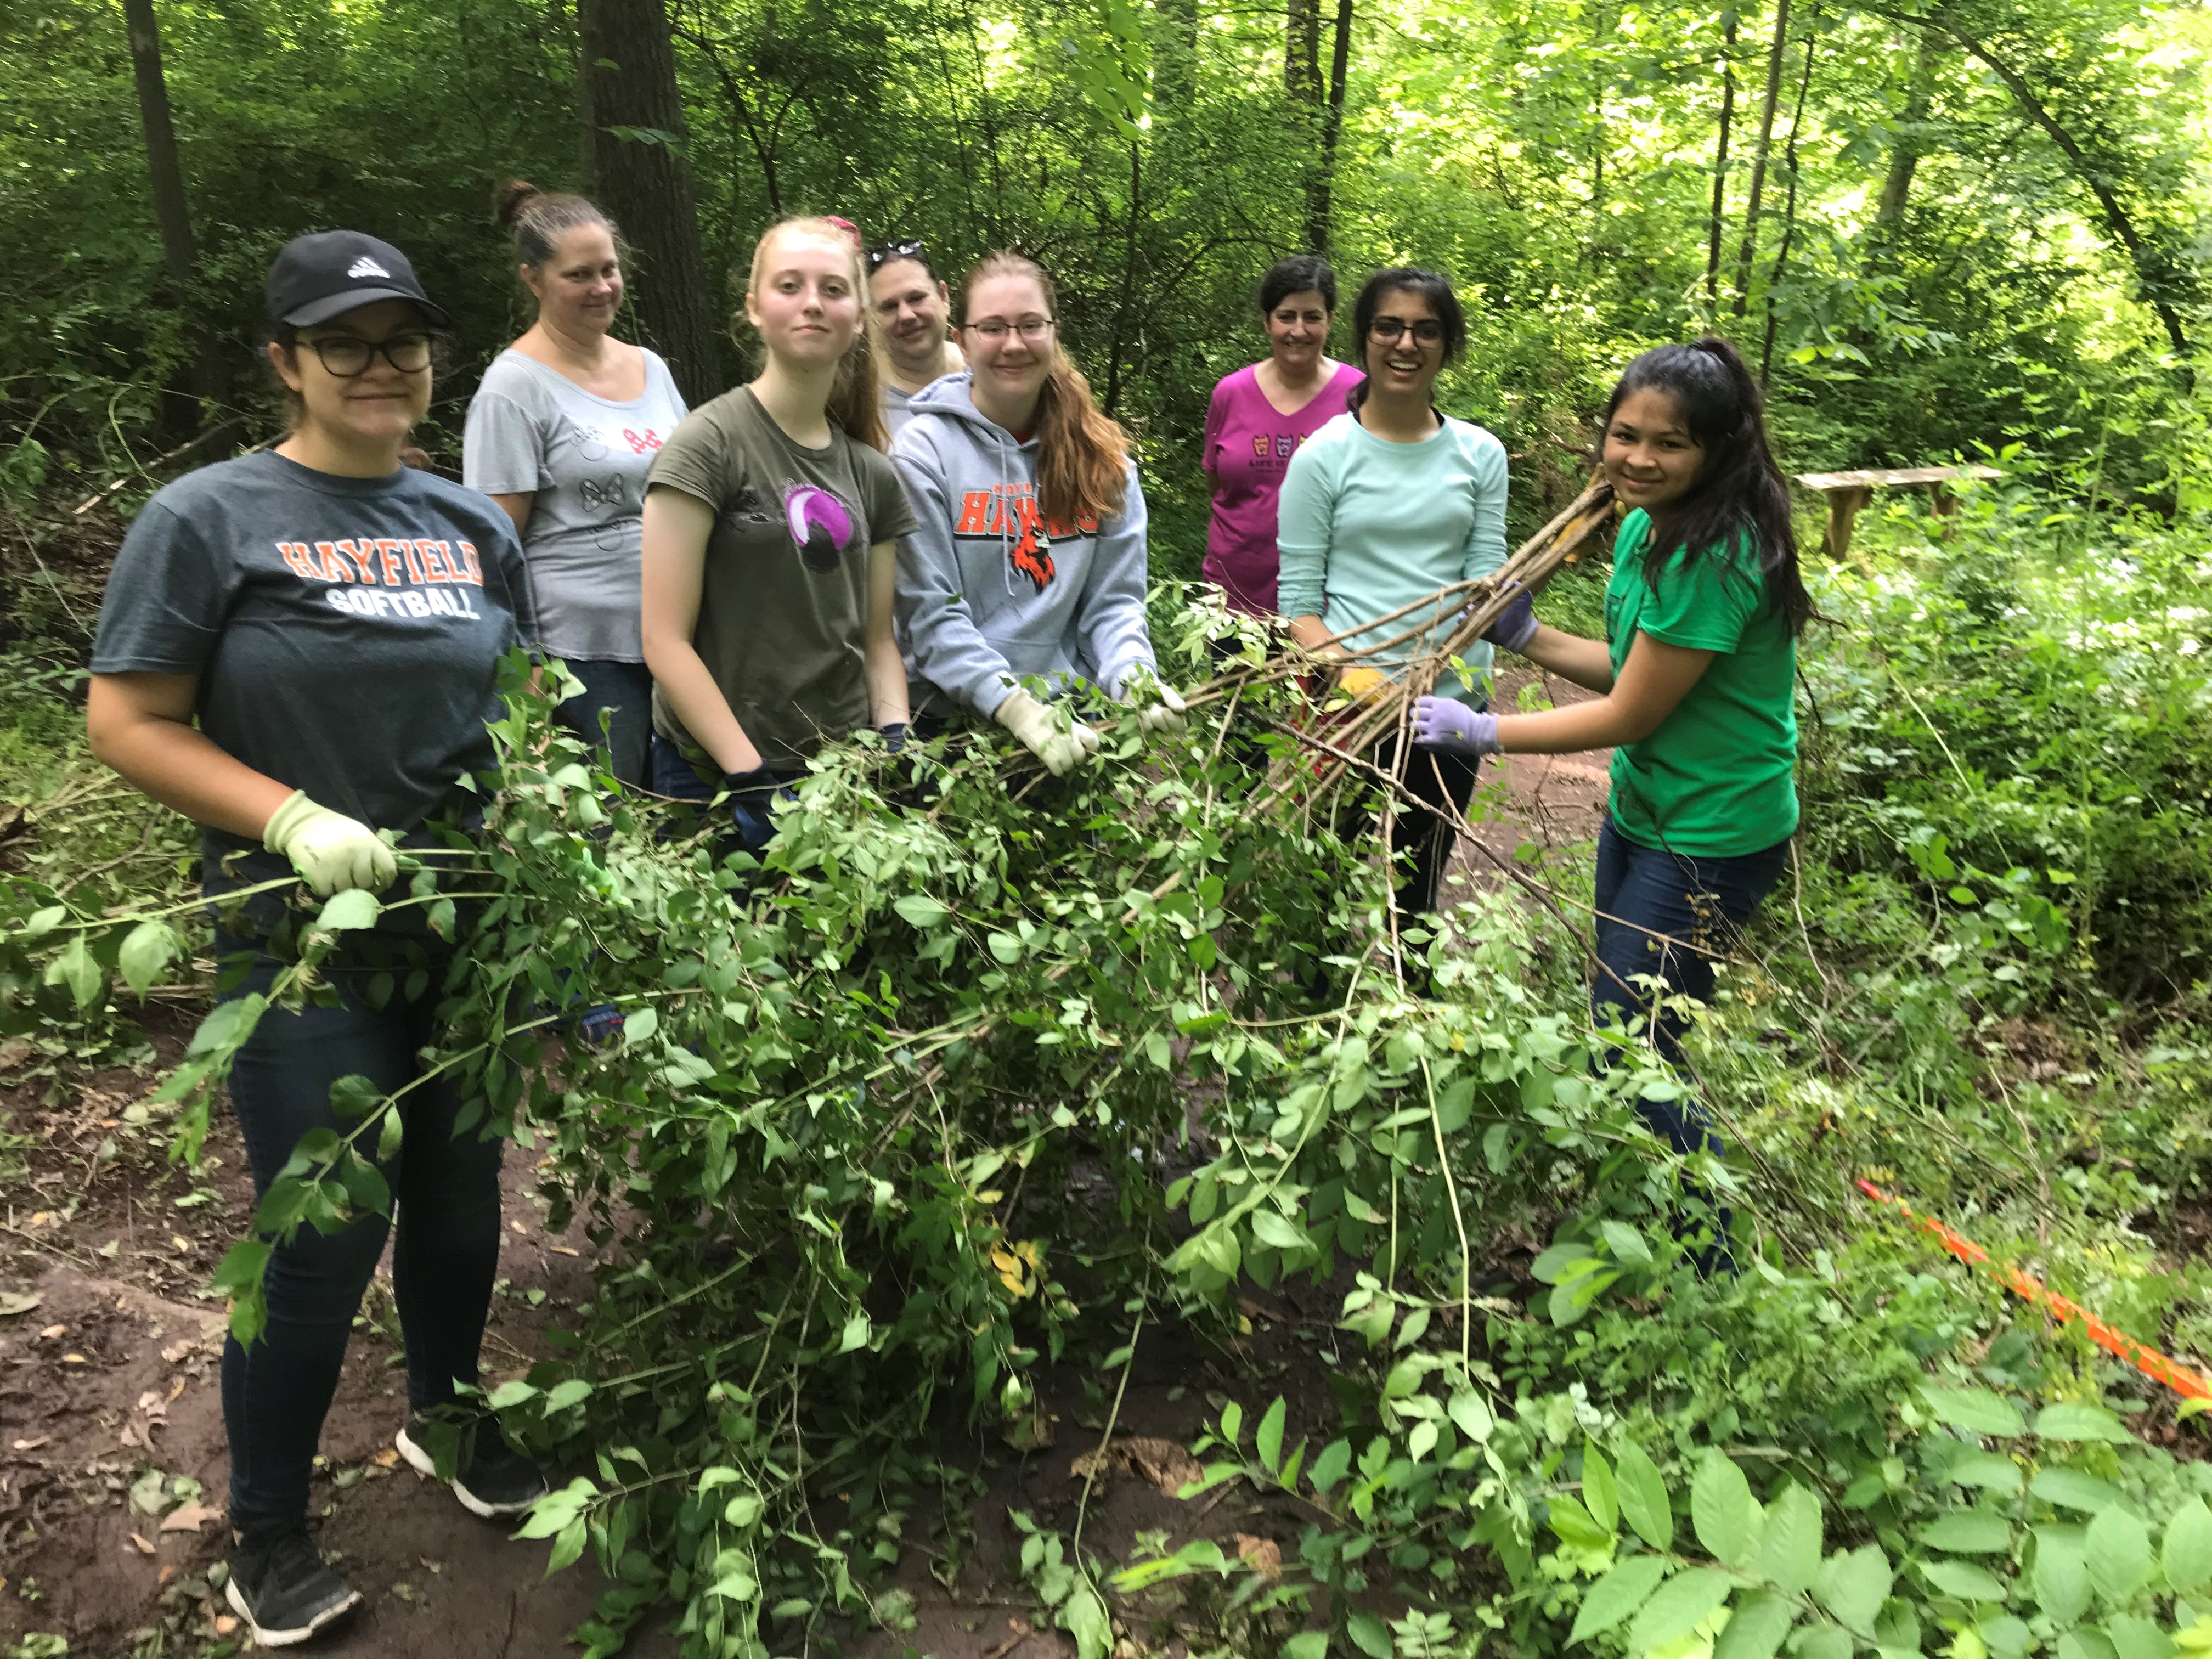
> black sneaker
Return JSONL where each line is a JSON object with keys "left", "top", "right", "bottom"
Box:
{"left": 395, "top": 1412, "right": 550, "bottom": 1519}
{"left": 225, "top": 1525, "right": 363, "bottom": 1648}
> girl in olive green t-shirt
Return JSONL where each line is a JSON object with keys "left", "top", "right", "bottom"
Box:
{"left": 1407, "top": 337, "right": 1811, "bottom": 1170}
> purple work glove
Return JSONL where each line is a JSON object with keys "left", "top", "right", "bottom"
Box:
{"left": 1410, "top": 696, "right": 1500, "bottom": 757}
{"left": 1483, "top": 583, "right": 1539, "bottom": 654}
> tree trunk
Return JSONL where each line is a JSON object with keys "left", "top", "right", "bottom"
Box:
{"left": 1154, "top": 0, "right": 1200, "bottom": 115}
{"left": 121, "top": 0, "right": 225, "bottom": 426}
{"left": 579, "top": 0, "right": 724, "bottom": 404}
{"left": 1866, "top": 30, "right": 1938, "bottom": 264}
{"left": 1302, "top": 0, "right": 1353, "bottom": 251}
{"left": 1704, "top": 11, "right": 1737, "bottom": 312}
{"left": 1729, "top": 0, "right": 1791, "bottom": 318}
{"left": 1759, "top": 13, "right": 1818, "bottom": 384}
{"left": 1285, "top": 0, "right": 1319, "bottom": 104}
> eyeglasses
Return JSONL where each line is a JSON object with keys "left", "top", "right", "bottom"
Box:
{"left": 1369, "top": 318, "right": 1444, "bottom": 345}
{"left": 866, "top": 238, "right": 926, "bottom": 272}
{"left": 963, "top": 317, "right": 1056, "bottom": 342}
{"left": 299, "top": 333, "right": 433, "bottom": 376}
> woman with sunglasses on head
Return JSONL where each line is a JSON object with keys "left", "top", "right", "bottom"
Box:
{"left": 640, "top": 216, "right": 915, "bottom": 850}
{"left": 893, "top": 250, "right": 1184, "bottom": 775}
{"left": 1408, "top": 338, "right": 1807, "bottom": 1163}
{"left": 86, "top": 233, "right": 546, "bottom": 1648}
{"left": 1277, "top": 266, "right": 1506, "bottom": 938}
{"left": 868, "top": 238, "right": 967, "bottom": 438}
{"left": 464, "top": 182, "right": 686, "bottom": 787}
{"left": 1202, "top": 254, "right": 1362, "bottom": 617}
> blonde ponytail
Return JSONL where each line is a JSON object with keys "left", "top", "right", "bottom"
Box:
{"left": 737, "top": 216, "right": 890, "bottom": 453}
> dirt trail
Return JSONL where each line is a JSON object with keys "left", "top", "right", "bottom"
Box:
{"left": 0, "top": 667, "right": 1612, "bottom": 1657}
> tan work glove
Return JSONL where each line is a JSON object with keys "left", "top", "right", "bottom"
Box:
{"left": 263, "top": 790, "right": 397, "bottom": 898}
{"left": 1116, "top": 668, "right": 1188, "bottom": 737}
{"left": 995, "top": 688, "right": 1103, "bottom": 778}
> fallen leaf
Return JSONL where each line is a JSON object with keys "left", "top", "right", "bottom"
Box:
{"left": 96, "top": 1240, "right": 120, "bottom": 1259}
{"left": 0, "top": 1037, "right": 32, "bottom": 1071}
{"left": 137, "top": 1390, "right": 168, "bottom": 1417}
{"left": 170, "top": 1235, "right": 191, "bottom": 1252}
{"left": 213, "top": 1615, "right": 239, "bottom": 1636}
{"left": 1234, "top": 1534, "right": 1283, "bottom": 1576}
{"left": 27, "top": 1212, "right": 52, "bottom": 1228}
{"left": 120, "top": 1424, "right": 141, "bottom": 1449}
{"left": 166, "top": 1376, "right": 187, "bottom": 1403}
{"left": 61, "top": 1352, "right": 87, "bottom": 1364}
{"left": 129, "top": 1532, "right": 157, "bottom": 1555}
{"left": 510, "top": 1220, "right": 529, "bottom": 1234}
{"left": 371, "top": 1448, "right": 400, "bottom": 1469}
{"left": 0, "top": 1291, "right": 40, "bottom": 1318}
{"left": 419, "top": 1556, "right": 443, "bottom": 1573}
{"left": 37, "top": 1324, "right": 65, "bottom": 1340}
{"left": 548, "top": 1244, "right": 580, "bottom": 1256}
{"left": 391, "top": 1580, "right": 416, "bottom": 1602}
{"left": 160, "top": 1340, "right": 195, "bottom": 1363}
{"left": 12, "top": 1435, "right": 52, "bottom": 1451}
{"left": 1068, "top": 1436, "right": 1205, "bottom": 1496}
{"left": 160, "top": 1501, "right": 222, "bottom": 1534}
{"left": 156, "top": 1565, "right": 176, "bottom": 1587}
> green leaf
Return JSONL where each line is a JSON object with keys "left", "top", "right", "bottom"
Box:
{"left": 1600, "top": 1218, "right": 1654, "bottom": 1266}
{"left": 2034, "top": 1469, "right": 2123, "bottom": 1514}
{"left": 1919, "top": 1512, "right": 2013, "bottom": 1554}
{"left": 2107, "top": 1615, "right": 2174, "bottom": 1659}
{"left": 46, "top": 934, "right": 100, "bottom": 1009}
{"left": 1616, "top": 1440, "right": 1673, "bottom": 1552}
{"left": 1714, "top": 1590, "right": 1798, "bottom": 1659}
{"left": 1759, "top": 1482, "right": 1824, "bottom": 1598}
{"left": 1308, "top": 1438, "right": 1352, "bottom": 1494}
{"left": 376, "top": 1108, "right": 404, "bottom": 1160}
{"left": 547, "top": 1515, "right": 588, "bottom": 1575}
{"left": 1629, "top": 1567, "right": 1733, "bottom": 1655}
{"left": 116, "top": 920, "right": 177, "bottom": 995}
{"left": 2035, "top": 1528, "right": 2093, "bottom": 1624}
{"left": 1550, "top": 1496, "right": 1614, "bottom": 1551}
{"left": 1584, "top": 1442, "right": 1618, "bottom": 1533}
{"left": 2036, "top": 1404, "right": 2134, "bottom": 1445}
{"left": 1796, "top": 1623, "right": 1855, "bottom": 1659}
{"left": 1449, "top": 1390, "right": 1494, "bottom": 1444}
{"left": 1064, "top": 1582, "right": 1111, "bottom": 1659}
{"left": 986, "top": 930, "right": 1022, "bottom": 964}
{"left": 2086, "top": 1506, "right": 2151, "bottom": 1602}
{"left": 1249, "top": 1210, "right": 1311, "bottom": 1252}
{"left": 314, "top": 888, "right": 382, "bottom": 932}
{"left": 1818, "top": 1545, "right": 1893, "bottom": 1635}
{"left": 1256, "top": 1398, "right": 1286, "bottom": 1474}
{"left": 1981, "top": 1616, "right": 2032, "bottom": 1659}
{"left": 1347, "top": 1610, "right": 1393, "bottom": 1658}
{"left": 1923, "top": 1386, "right": 2027, "bottom": 1438}
{"left": 1947, "top": 1451, "right": 2024, "bottom": 1494}
{"left": 1570, "top": 1555, "right": 1671, "bottom": 1645}
{"left": 892, "top": 895, "right": 950, "bottom": 928}
{"left": 2164, "top": 1498, "right": 2212, "bottom": 1594}
{"left": 544, "top": 1378, "right": 593, "bottom": 1412}
{"left": 2058, "top": 1632, "right": 2118, "bottom": 1659}
{"left": 1692, "top": 1449, "right": 1755, "bottom": 1565}
{"left": 1283, "top": 1635, "right": 1331, "bottom": 1659}
{"left": 1921, "top": 1559, "right": 2009, "bottom": 1602}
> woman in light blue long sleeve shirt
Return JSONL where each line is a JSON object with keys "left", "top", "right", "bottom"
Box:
{"left": 1276, "top": 265, "right": 1508, "bottom": 938}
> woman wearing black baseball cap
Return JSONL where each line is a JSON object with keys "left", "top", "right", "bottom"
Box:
{"left": 86, "top": 230, "right": 548, "bottom": 1646}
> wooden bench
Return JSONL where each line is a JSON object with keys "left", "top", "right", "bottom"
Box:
{"left": 1794, "top": 464, "right": 2002, "bottom": 558}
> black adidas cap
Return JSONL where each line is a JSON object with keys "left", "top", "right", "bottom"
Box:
{"left": 264, "top": 230, "right": 450, "bottom": 329}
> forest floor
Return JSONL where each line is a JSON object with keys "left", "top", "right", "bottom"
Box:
{"left": 0, "top": 668, "right": 1606, "bottom": 1658}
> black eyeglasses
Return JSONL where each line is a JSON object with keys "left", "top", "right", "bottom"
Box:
{"left": 299, "top": 333, "right": 433, "bottom": 376}
{"left": 1369, "top": 318, "right": 1444, "bottom": 345}
{"left": 866, "top": 238, "right": 926, "bottom": 272}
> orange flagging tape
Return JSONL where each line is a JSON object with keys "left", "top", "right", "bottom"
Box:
{"left": 1855, "top": 1178, "right": 2212, "bottom": 1403}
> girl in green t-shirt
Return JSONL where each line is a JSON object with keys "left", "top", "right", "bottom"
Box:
{"left": 1408, "top": 337, "right": 1811, "bottom": 1162}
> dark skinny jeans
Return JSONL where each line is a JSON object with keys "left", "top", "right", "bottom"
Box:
{"left": 557, "top": 657, "right": 654, "bottom": 790}
{"left": 1590, "top": 818, "right": 1790, "bottom": 1154}
{"left": 217, "top": 935, "right": 504, "bottom": 1537}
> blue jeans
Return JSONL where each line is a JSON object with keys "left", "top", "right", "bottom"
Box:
{"left": 216, "top": 936, "right": 504, "bottom": 1534}
{"left": 557, "top": 658, "right": 654, "bottom": 788}
{"left": 1591, "top": 818, "right": 1789, "bottom": 1154}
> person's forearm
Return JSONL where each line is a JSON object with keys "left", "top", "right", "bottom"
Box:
{"left": 864, "top": 631, "right": 910, "bottom": 728}
{"left": 641, "top": 635, "right": 763, "bottom": 775}
{"left": 88, "top": 712, "right": 293, "bottom": 840}
{"left": 1288, "top": 613, "right": 1340, "bottom": 657}
{"left": 1496, "top": 693, "right": 1648, "bottom": 755}
{"left": 1518, "top": 624, "right": 1615, "bottom": 693}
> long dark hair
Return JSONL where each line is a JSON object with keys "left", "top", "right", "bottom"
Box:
{"left": 1345, "top": 267, "right": 1466, "bottom": 417}
{"left": 1605, "top": 336, "right": 1811, "bottom": 637}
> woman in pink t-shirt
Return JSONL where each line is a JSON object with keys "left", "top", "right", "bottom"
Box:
{"left": 1201, "top": 255, "right": 1364, "bottom": 616}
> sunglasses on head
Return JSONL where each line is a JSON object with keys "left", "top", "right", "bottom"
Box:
{"left": 866, "top": 238, "right": 926, "bottom": 272}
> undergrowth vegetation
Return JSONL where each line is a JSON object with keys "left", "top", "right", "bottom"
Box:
{"left": 5, "top": 453, "right": 2212, "bottom": 1659}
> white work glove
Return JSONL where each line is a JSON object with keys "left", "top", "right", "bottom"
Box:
{"left": 262, "top": 789, "right": 397, "bottom": 898}
{"left": 995, "top": 687, "right": 1102, "bottom": 778}
{"left": 1114, "top": 668, "right": 1188, "bottom": 737}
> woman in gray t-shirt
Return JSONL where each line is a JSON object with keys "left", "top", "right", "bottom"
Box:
{"left": 463, "top": 181, "right": 687, "bottom": 786}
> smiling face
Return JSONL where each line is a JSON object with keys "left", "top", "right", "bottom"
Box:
{"left": 746, "top": 228, "right": 863, "bottom": 370}
{"left": 961, "top": 271, "right": 1056, "bottom": 410}
{"left": 1603, "top": 387, "right": 1706, "bottom": 514}
{"left": 524, "top": 222, "right": 623, "bottom": 338}
{"left": 270, "top": 298, "right": 432, "bottom": 447}
{"left": 870, "top": 257, "right": 953, "bottom": 371}
{"left": 1362, "top": 286, "right": 1443, "bottom": 402}
{"left": 1265, "top": 287, "right": 1331, "bottom": 374}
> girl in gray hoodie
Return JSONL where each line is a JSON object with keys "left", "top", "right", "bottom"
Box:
{"left": 891, "top": 251, "right": 1184, "bottom": 775}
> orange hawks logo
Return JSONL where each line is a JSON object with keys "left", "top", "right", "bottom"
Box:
{"left": 955, "top": 487, "right": 1098, "bottom": 596}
